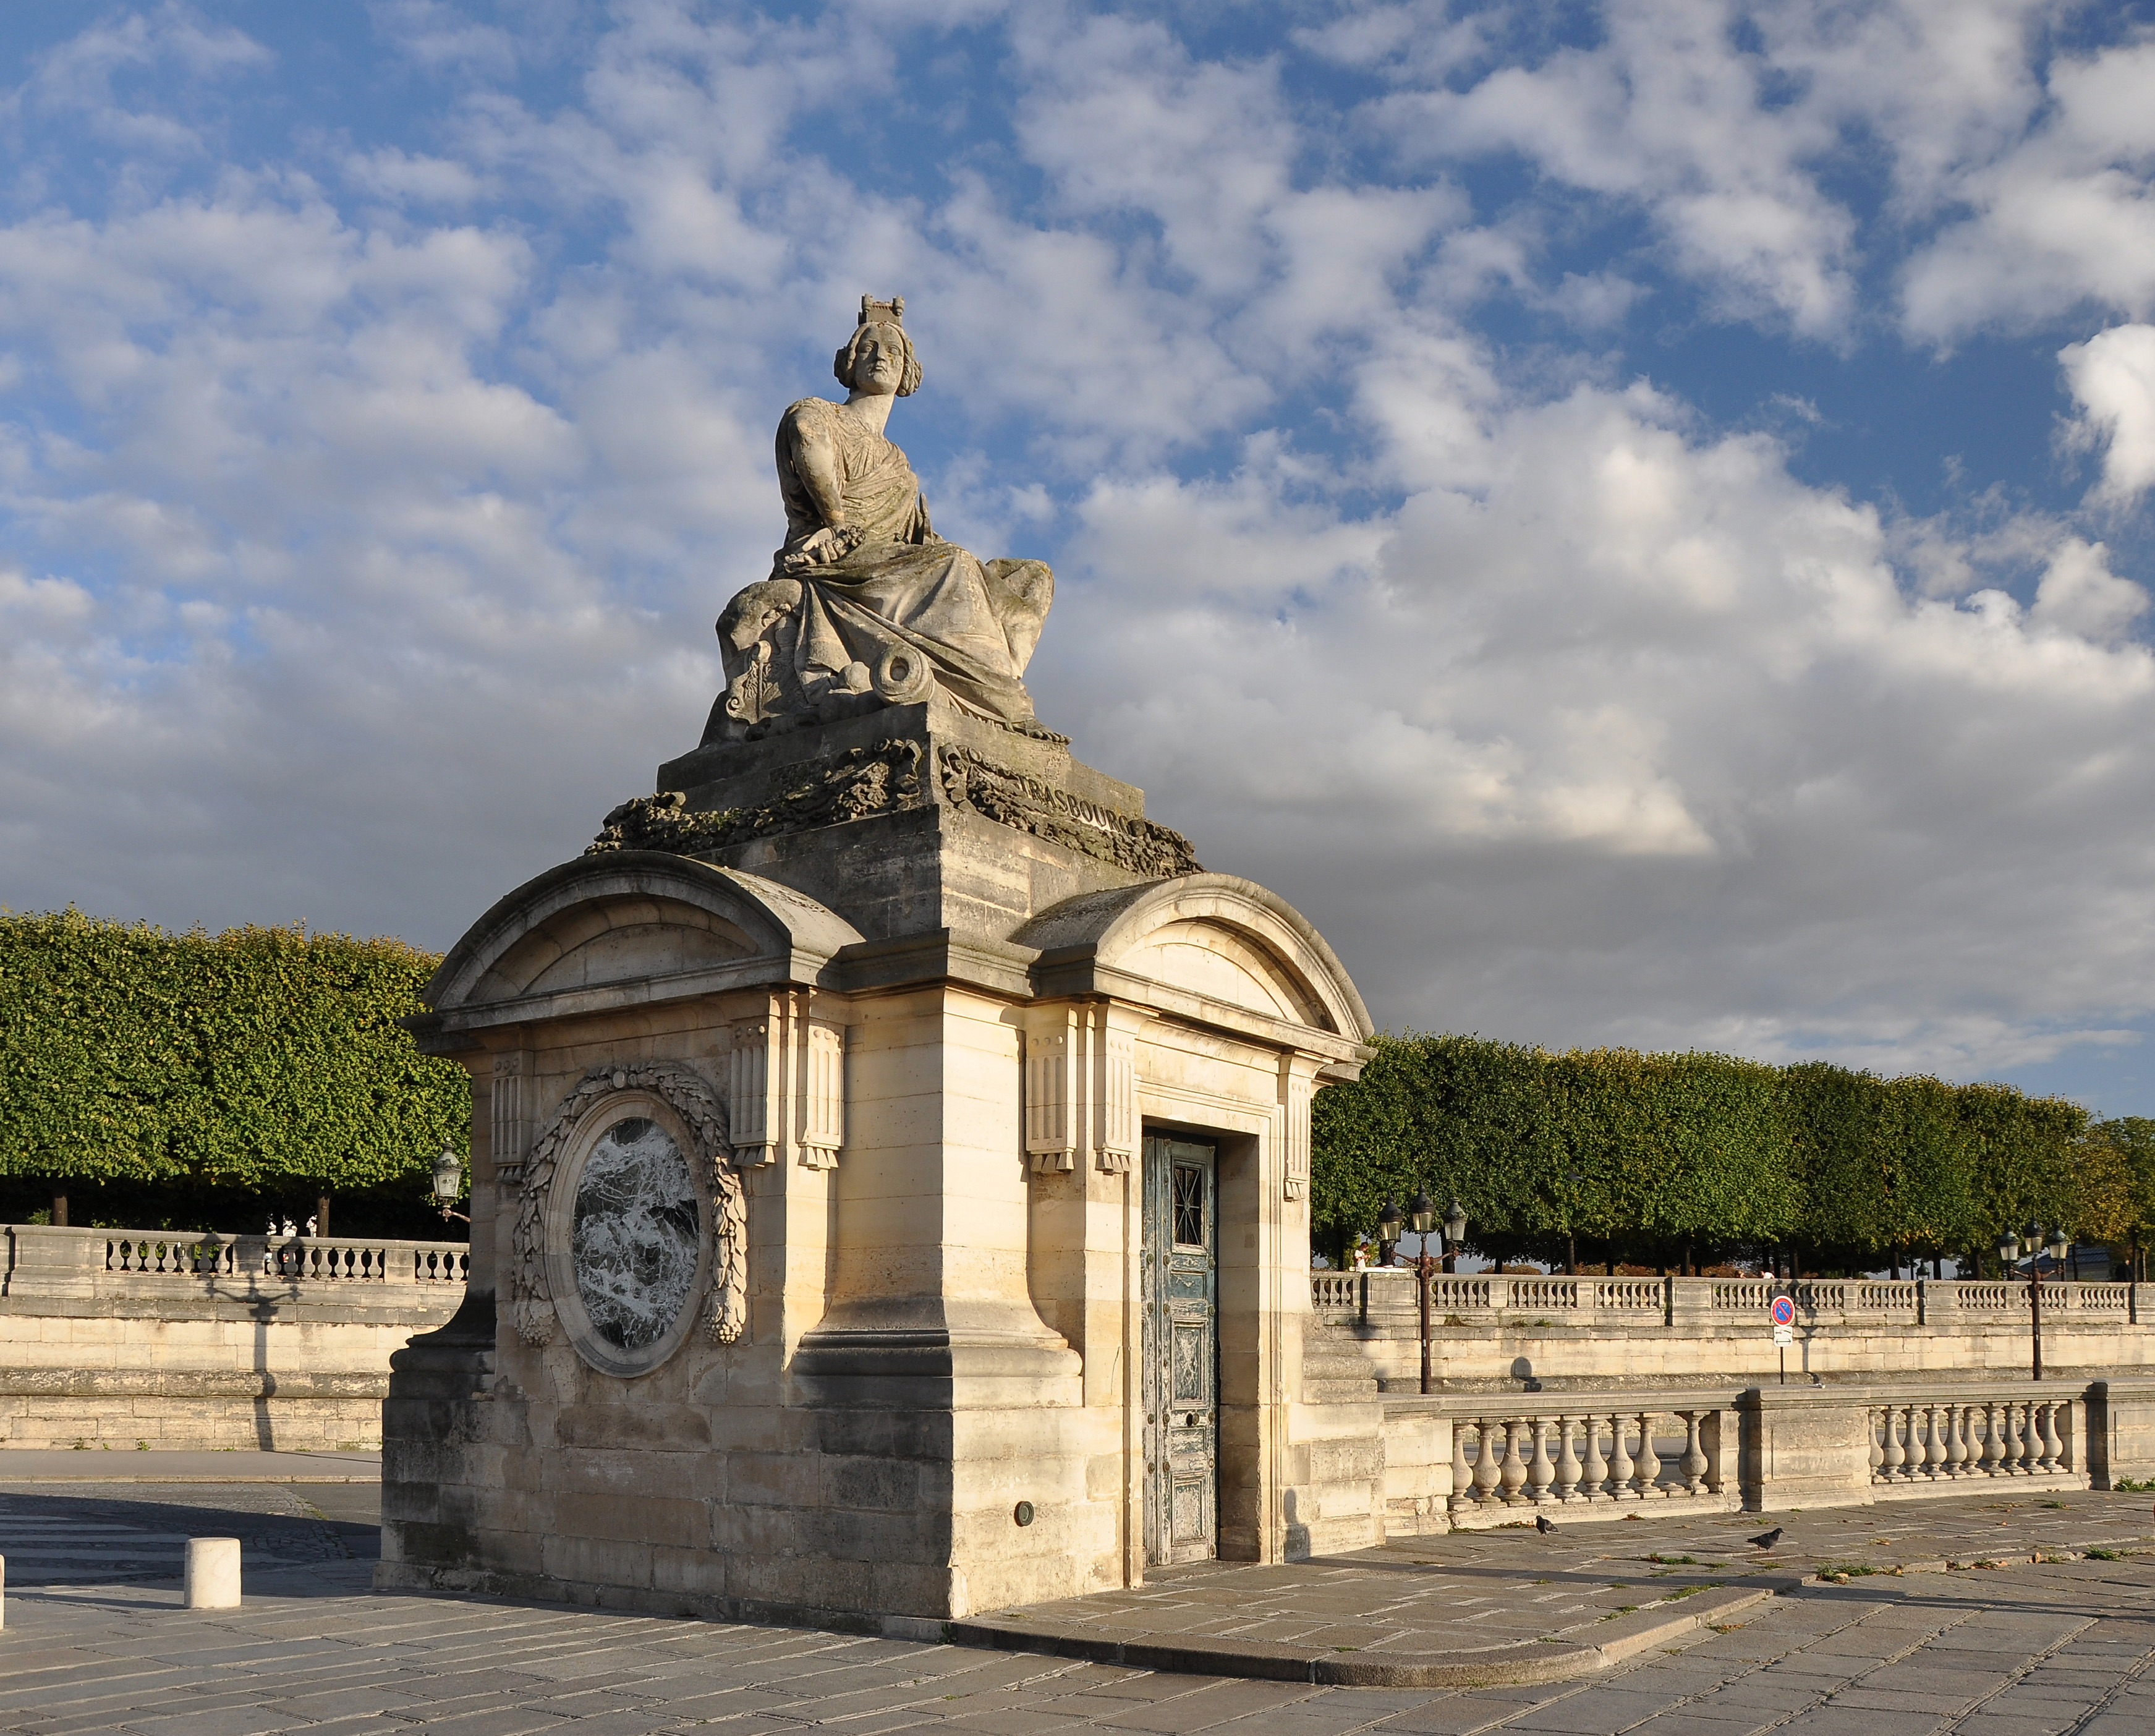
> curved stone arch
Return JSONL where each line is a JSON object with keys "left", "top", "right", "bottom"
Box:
{"left": 425, "top": 853, "right": 864, "bottom": 1023}
{"left": 511, "top": 1061, "right": 748, "bottom": 1353}
{"left": 1016, "top": 873, "right": 1374, "bottom": 1045}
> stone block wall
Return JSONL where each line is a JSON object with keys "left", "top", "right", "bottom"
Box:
{"left": 1, "top": 1225, "right": 467, "bottom": 1450}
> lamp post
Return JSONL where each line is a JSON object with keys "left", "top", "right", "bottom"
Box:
{"left": 1409, "top": 1191, "right": 1437, "bottom": 1395}
{"left": 431, "top": 1146, "right": 470, "bottom": 1225}
{"left": 2000, "top": 1222, "right": 2072, "bottom": 1381}
{"left": 1443, "top": 1199, "right": 1468, "bottom": 1275}
{"left": 1377, "top": 1198, "right": 1403, "bottom": 1265}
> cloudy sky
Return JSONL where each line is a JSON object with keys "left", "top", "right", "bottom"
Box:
{"left": 3, "top": 1, "right": 2154, "bottom": 1114}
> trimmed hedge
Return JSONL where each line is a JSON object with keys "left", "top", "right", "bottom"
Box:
{"left": 0, "top": 909, "right": 467, "bottom": 1202}
{"left": 1312, "top": 1033, "right": 2119, "bottom": 1274}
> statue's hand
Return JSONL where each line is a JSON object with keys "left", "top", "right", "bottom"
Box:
{"left": 786, "top": 524, "right": 865, "bottom": 571}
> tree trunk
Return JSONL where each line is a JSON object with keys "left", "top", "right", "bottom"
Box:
{"left": 52, "top": 1191, "right": 68, "bottom": 1228}
{"left": 317, "top": 1194, "right": 331, "bottom": 1239}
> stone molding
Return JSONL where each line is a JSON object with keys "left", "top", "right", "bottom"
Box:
{"left": 586, "top": 739, "right": 927, "bottom": 858}
{"left": 1280, "top": 1056, "right": 1317, "bottom": 1202}
{"left": 489, "top": 1050, "right": 528, "bottom": 1174}
{"left": 727, "top": 991, "right": 847, "bottom": 1170}
{"left": 938, "top": 743, "right": 1200, "bottom": 877}
{"left": 507, "top": 1062, "right": 747, "bottom": 1352}
{"left": 1022, "top": 1002, "right": 1141, "bottom": 1175}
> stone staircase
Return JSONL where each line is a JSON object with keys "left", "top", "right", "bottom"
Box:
{"left": 1302, "top": 1317, "right": 1385, "bottom": 1402}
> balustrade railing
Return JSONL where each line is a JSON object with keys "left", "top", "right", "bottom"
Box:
{"left": 1446, "top": 1405, "right": 1722, "bottom": 1513}
{"left": 1870, "top": 1395, "right": 2072, "bottom": 1484}
{"left": 98, "top": 1229, "right": 469, "bottom": 1288}
{"left": 106, "top": 1235, "right": 236, "bottom": 1277}
{"left": 1315, "top": 1269, "right": 2146, "bottom": 1329}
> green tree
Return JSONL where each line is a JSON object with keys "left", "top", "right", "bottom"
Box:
{"left": 0, "top": 909, "right": 467, "bottom": 1227}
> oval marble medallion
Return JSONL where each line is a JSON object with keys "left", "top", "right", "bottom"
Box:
{"left": 570, "top": 1115, "right": 702, "bottom": 1356}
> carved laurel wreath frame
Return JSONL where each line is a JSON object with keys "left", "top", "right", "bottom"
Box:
{"left": 509, "top": 1062, "right": 749, "bottom": 1354}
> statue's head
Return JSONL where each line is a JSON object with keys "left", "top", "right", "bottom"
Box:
{"left": 833, "top": 294, "right": 922, "bottom": 398}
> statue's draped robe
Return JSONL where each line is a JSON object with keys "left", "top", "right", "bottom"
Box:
{"left": 775, "top": 398, "right": 1042, "bottom": 722}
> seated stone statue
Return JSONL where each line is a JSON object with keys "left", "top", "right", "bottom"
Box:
{"left": 703, "top": 296, "right": 1053, "bottom": 744}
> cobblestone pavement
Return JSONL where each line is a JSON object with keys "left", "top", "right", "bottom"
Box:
{"left": 7, "top": 1486, "right": 2155, "bottom": 1733}
{"left": 961, "top": 1491, "right": 2155, "bottom": 1680}
{"left": 0, "top": 1484, "right": 377, "bottom": 1585}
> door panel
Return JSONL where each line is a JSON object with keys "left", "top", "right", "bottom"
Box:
{"left": 1142, "top": 1134, "right": 1217, "bottom": 1565}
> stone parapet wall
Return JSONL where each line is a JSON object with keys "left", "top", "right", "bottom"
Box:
{"left": 1314, "top": 1272, "right": 2155, "bottom": 1389}
{"left": 1, "top": 1224, "right": 467, "bottom": 1450}
{"left": 1362, "top": 1375, "right": 2155, "bottom": 1536}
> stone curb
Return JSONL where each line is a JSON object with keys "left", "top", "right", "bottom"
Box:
{"left": 907, "top": 1585, "right": 1774, "bottom": 1688}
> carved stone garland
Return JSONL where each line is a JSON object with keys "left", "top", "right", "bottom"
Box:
{"left": 509, "top": 1062, "right": 749, "bottom": 1351}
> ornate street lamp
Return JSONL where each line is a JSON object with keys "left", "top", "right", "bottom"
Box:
{"left": 2000, "top": 1221, "right": 2071, "bottom": 1381}
{"left": 1377, "top": 1198, "right": 1403, "bottom": 1266}
{"left": 1409, "top": 1190, "right": 1437, "bottom": 1395}
{"left": 1443, "top": 1199, "right": 1468, "bottom": 1276}
{"left": 431, "top": 1147, "right": 470, "bottom": 1225}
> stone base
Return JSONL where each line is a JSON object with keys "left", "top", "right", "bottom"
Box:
{"left": 606, "top": 696, "right": 1199, "bottom": 946}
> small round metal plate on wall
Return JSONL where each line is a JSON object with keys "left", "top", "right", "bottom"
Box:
{"left": 1013, "top": 1500, "right": 1035, "bottom": 1526}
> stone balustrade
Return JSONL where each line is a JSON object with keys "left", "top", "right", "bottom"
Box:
{"left": 6, "top": 1224, "right": 470, "bottom": 1301}
{"left": 1, "top": 1223, "right": 470, "bottom": 1448}
{"left": 1375, "top": 1377, "right": 2137, "bottom": 1535}
{"left": 1450, "top": 1402, "right": 1727, "bottom": 1521}
{"left": 1316, "top": 1268, "right": 2145, "bottom": 1330}
{"left": 1869, "top": 1391, "right": 2074, "bottom": 1488}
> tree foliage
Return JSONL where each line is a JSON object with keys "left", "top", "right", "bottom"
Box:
{"left": 1313, "top": 1034, "right": 2107, "bottom": 1272}
{"left": 0, "top": 909, "right": 467, "bottom": 1193}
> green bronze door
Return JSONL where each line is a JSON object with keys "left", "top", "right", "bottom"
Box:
{"left": 1142, "top": 1133, "right": 1218, "bottom": 1565}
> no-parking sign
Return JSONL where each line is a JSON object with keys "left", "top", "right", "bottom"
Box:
{"left": 1770, "top": 1295, "right": 1796, "bottom": 1327}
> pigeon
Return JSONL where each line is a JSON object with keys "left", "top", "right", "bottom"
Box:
{"left": 1748, "top": 1527, "right": 1783, "bottom": 1549}
{"left": 1536, "top": 1513, "right": 1558, "bottom": 1534}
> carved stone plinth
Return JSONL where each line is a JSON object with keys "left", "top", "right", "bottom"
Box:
{"left": 593, "top": 696, "right": 1198, "bottom": 947}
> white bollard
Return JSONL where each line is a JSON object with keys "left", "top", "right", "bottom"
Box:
{"left": 184, "top": 1538, "right": 242, "bottom": 1609}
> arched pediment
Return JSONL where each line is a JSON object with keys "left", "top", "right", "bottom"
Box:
{"left": 422, "top": 852, "right": 864, "bottom": 1033}
{"left": 1013, "top": 874, "right": 1373, "bottom": 1050}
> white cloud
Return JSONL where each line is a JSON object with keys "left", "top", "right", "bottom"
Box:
{"left": 1043, "top": 364, "right": 2155, "bottom": 1079}
{"left": 2, "top": 0, "right": 2154, "bottom": 1112}
{"left": 2061, "top": 323, "right": 2155, "bottom": 506}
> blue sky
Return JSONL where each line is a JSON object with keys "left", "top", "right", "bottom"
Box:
{"left": 4, "top": 1, "right": 2155, "bottom": 1114}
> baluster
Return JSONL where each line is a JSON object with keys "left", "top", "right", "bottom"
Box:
{"left": 1450, "top": 1420, "right": 1474, "bottom": 1514}
{"left": 1975, "top": 1402, "right": 2001, "bottom": 1475}
{"left": 1633, "top": 1411, "right": 1664, "bottom": 1497}
{"left": 1553, "top": 1417, "right": 1581, "bottom": 1499}
{"left": 2036, "top": 1402, "right": 2062, "bottom": 1473}
{"left": 2000, "top": 1401, "right": 2025, "bottom": 1473}
{"left": 1526, "top": 1419, "right": 1555, "bottom": 1502}
{"left": 1471, "top": 1419, "right": 1503, "bottom": 1505}
{"left": 1941, "top": 1403, "right": 1967, "bottom": 1477}
{"left": 1869, "top": 1408, "right": 1887, "bottom": 1482}
{"left": 1878, "top": 1406, "right": 1904, "bottom": 1478}
{"left": 1921, "top": 1403, "right": 1947, "bottom": 1479}
{"left": 1498, "top": 1420, "right": 1529, "bottom": 1505}
{"left": 1579, "top": 1414, "right": 1609, "bottom": 1500}
{"left": 1679, "top": 1411, "right": 1707, "bottom": 1495}
{"left": 1609, "top": 1411, "right": 1636, "bottom": 1500}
